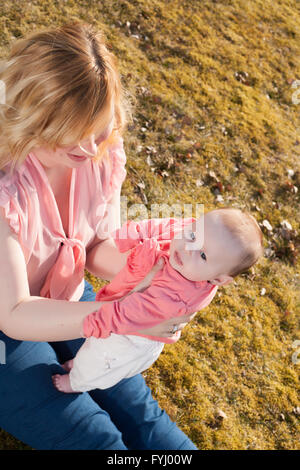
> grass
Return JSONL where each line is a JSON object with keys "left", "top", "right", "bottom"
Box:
{"left": 0, "top": 0, "right": 299, "bottom": 450}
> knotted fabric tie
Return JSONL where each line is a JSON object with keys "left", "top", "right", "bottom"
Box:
{"left": 40, "top": 238, "right": 86, "bottom": 300}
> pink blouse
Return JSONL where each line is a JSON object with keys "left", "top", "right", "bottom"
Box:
{"left": 0, "top": 136, "right": 126, "bottom": 300}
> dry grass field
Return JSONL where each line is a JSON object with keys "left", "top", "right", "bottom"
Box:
{"left": 0, "top": 0, "right": 299, "bottom": 450}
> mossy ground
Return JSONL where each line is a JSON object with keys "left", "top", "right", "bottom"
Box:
{"left": 0, "top": 0, "right": 299, "bottom": 450}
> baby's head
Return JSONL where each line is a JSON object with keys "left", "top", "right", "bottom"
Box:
{"left": 169, "top": 208, "right": 264, "bottom": 286}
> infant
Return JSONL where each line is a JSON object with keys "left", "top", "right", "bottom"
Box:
{"left": 52, "top": 207, "right": 263, "bottom": 393}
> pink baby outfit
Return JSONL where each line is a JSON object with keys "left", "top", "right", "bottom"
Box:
{"left": 68, "top": 218, "right": 219, "bottom": 392}
{"left": 0, "top": 135, "right": 126, "bottom": 300}
{"left": 83, "top": 217, "right": 219, "bottom": 344}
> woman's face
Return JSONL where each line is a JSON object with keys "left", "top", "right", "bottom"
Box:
{"left": 32, "top": 107, "right": 115, "bottom": 171}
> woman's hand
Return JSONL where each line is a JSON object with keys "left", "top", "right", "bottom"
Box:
{"left": 136, "top": 311, "right": 197, "bottom": 338}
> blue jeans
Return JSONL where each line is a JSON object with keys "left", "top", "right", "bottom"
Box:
{"left": 0, "top": 280, "right": 197, "bottom": 450}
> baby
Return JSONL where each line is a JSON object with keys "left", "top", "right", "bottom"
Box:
{"left": 52, "top": 207, "right": 263, "bottom": 393}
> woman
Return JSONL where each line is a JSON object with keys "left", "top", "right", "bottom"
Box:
{"left": 0, "top": 21, "right": 197, "bottom": 450}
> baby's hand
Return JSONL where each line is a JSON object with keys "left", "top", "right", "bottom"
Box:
{"left": 115, "top": 258, "right": 165, "bottom": 302}
{"left": 131, "top": 257, "right": 165, "bottom": 294}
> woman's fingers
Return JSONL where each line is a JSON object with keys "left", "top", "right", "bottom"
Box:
{"left": 189, "top": 312, "right": 197, "bottom": 320}
{"left": 136, "top": 308, "right": 197, "bottom": 338}
{"left": 174, "top": 322, "right": 188, "bottom": 331}
{"left": 161, "top": 312, "right": 198, "bottom": 336}
{"left": 159, "top": 324, "right": 187, "bottom": 337}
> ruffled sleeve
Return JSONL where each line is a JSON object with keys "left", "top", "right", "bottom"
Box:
{"left": 0, "top": 180, "right": 21, "bottom": 235}
{"left": 0, "top": 171, "right": 35, "bottom": 263}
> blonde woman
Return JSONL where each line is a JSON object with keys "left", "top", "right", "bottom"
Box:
{"left": 0, "top": 22, "right": 197, "bottom": 450}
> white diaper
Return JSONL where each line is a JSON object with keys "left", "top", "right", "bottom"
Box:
{"left": 69, "top": 334, "right": 164, "bottom": 392}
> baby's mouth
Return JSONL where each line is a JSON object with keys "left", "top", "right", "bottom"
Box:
{"left": 174, "top": 250, "right": 183, "bottom": 266}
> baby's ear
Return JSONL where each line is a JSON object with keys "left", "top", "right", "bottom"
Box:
{"left": 210, "top": 275, "right": 233, "bottom": 286}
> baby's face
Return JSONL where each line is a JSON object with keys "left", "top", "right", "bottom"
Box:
{"left": 32, "top": 105, "right": 115, "bottom": 170}
{"left": 169, "top": 212, "right": 241, "bottom": 283}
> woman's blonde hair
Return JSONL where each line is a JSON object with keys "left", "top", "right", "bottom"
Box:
{"left": 0, "top": 21, "right": 133, "bottom": 175}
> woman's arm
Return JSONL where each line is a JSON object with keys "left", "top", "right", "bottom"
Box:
{"left": 4, "top": 296, "right": 107, "bottom": 342}
{"left": 0, "top": 213, "right": 109, "bottom": 342}
{"left": 86, "top": 236, "right": 131, "bottom": 281}
{"left": 86, "top": 187, "right": 131, "bottom": 281}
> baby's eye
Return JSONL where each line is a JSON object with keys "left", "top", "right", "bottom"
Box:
{"left": 190, "top": 231, "right": 196, "bottom": 242}
{"left": 200, "top": 251, "right": 207, "bottom": 261}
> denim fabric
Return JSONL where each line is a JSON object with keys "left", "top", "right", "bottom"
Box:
{"left": 0, "top": 280, "right": 197, "bottom": 450}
